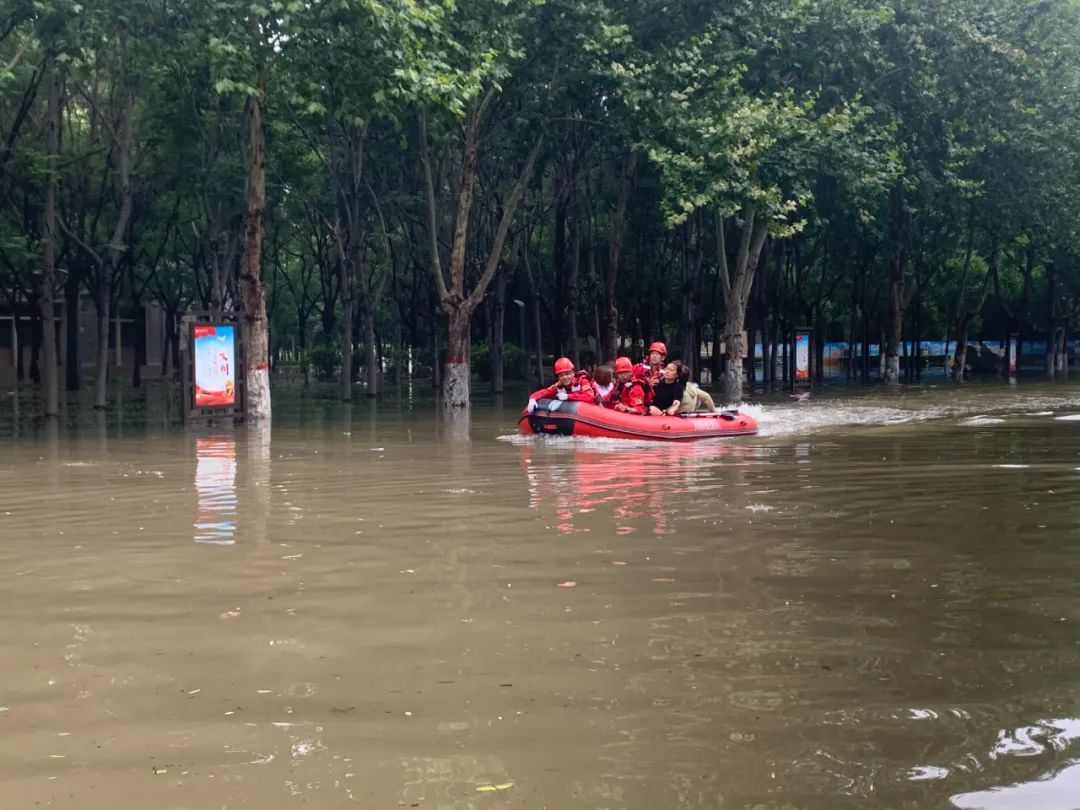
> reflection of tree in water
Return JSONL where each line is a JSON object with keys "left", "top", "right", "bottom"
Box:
{"left": 194, "top": 436, "right": 237, "bottom": 544}
{"left": 519, "top": 442, "right": 757, "bottom": 537}
{"left": 241, "top": 426, "right": 272, "bottom": 544}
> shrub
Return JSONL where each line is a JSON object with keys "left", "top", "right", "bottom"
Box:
{"left": 309, "top": 344, "right": 339, "bottom": 382}
{"left": 473, "top": 341, "right": 527, "bottom": 381}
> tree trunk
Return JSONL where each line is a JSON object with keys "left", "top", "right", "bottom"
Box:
{"left": 567, "top": 220, "right": 580, "bottom": 367}
{"left": 30, "top": 308, "right": 41, "bottom": 384}
{"left": 553, "top": 189, "right": 567, "bottom": 358}
{"left": 14, "top": 296, "right": 27, "bottom": 381}
{"left": 720, "top": 206, "right": 769, "bottom": 403}
{"left": 954, "top": 244, "right": 996, "bottom": 382}
{"left": 320, "top": 296, "right": 336, "bottom": 345}
{"left": 954, "top": 316, "right": 970, "bottom": 383}
{"left": 861, "top": 279, "right": 871, "bottom": 383}
{"left": 444, "top": 311, "right": 470, "bottom": 409}
{"left": 912, "top": 292, "right": 922, "bottom": 382}
{"left": 239, "top": 72, "right": 271, "bottom": 424}
{"left": 491, "top": 270, "right": 507, "bottom": 393}
{"left": 64, "top": 270, "right": 81, "bottom": 391}
{"left": 424, "top": 103, "right": 543, "bottom": 410}
{"left": 848, "top": 269, "right": 860, "bottom": 381}
{"left": 522, "top": 240, "right": 545, "bottom": 387}
{"left": 1057, "top": 327, "right": 1068, "bottom": 378}
{"left": 884, "top": 190, "right": 907, "bottom": 385}
{"left": 592, "top": 301, "right": 601, "bottom": 368}
{"left": 131, "top": 299, "right": 145, "bottom": 388}
{"left": 38, "top": 50, "right": 60, "bottom": 418}
{"left": 710, "top": 306, "right": 724, "bottom": 383}
{"left": 89, "top": 80, "right": 135, "bottom": 410}
{"left": 341, "top": 256, "right": 354, "bottom": 401}
{"left": 93, "top": 274, "right": 111, "bottom": 409}
{"left": 769, "top": 318, "right": 781, "bottom": 388}
{"left": 392, "top": 321, "right": 403, "bottom": 387}
{"left": 432, "top": 311, "right": 441, "bottom": 389}
{"left": 746, "top": 325, "right": 757, "bottom": 391}
{"left": 950, "top": 224, "right": 976, "bottom": 382}
{"left": 363, "top": 299, "right": 377, "bottom": 398}
{"left": 600, "top": 152, "right": 637, "bottom": 362}
{"left": 815, "top": 310, "right": 826, "bottom": 385}
{"left": 1011, "top": 243, "right": 1035, "bottom": 378}
{"left": 679, "top": 218, "right": 705, "bottom": 378}
{"left": 1045, "top": 262, "right": 1057, "bottom": 378}
{"left": 884, "top": 252, "right": 904, "bottom": 384}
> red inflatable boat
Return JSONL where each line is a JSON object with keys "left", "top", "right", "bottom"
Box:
{"left": 518, "top": 399, "right": 758, "bottom": 441}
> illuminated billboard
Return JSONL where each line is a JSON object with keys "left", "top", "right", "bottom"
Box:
{"left": 193, "top": 324, "right": 236, "bottom": 408}
{"left": 794, "top": 330, "right": 811, "bottom": 384}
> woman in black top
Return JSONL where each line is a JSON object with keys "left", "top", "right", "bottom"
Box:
{"left": 649, "top": 361, "right": 687, "bottom": 416}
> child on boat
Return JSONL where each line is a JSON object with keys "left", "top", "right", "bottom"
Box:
{"left": 592, "top": 364, "right": 614, "bottom": 402}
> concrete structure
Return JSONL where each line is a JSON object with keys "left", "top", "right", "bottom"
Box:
{"left": 0, "top": 294, "right": 169, "bottom": 384}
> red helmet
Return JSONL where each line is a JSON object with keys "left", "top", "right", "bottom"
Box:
{"left": 553, "top": 357, "right": 575, "bottom": 375}
{"left": 648, "top": 341, "right": 667, "bottom": 356}
{"left": 614, "top": 356, "right": 633, "bottom": 373}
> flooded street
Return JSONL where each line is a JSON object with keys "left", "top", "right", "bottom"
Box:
{"left": 3, "top": 383, "right": 1080, "bottom": 809}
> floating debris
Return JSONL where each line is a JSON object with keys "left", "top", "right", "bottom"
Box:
{"left": 476, "top": 782, "right": 514, "bottom": 792}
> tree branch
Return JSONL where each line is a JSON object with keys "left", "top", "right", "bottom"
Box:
{"left": 417, "top": 107, "right": 449, "bottom": 304}
{"left": 56, "top": 216, "right": 103, "bottom": 267}
{"left": 464, "top": 133, "right": 545, "bottom": 315}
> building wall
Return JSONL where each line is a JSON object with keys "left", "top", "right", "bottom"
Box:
{"left": 0, "top": 300, "right": 167, "bottom": 383}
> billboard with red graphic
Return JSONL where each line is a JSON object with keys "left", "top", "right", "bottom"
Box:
{"left": 193, "top": 324, "right": 236, "bottom": 407}
{"left": 794, "top": 330, "right": 811, "bottom": 384}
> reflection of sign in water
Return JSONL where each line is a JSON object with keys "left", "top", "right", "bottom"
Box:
{"left": 194, "top": 437, "right": 237, "bottom": 544}
{"left": 193, "top": 324, "right": 236, "bottom": 407}
{"left": 794, "top": 331, "right": 811, "bottom": 384}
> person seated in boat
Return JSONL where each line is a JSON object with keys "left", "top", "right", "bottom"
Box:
{"left": 656, "top": 367, "right": 717, "bottom": 414}
{"left": 649, "top": 360, "right": 687, "bottom": 416}
{"left": 611, "top": 357, "right": 651, "bottom": 414}
{"left": 592, "top": 364, "right": 614, "bottom": 403}
{"left": 639, "top": 341, "right": 667, "bottom": 385}
{"left": 526, "top": 357, "right": 599, "bottom": 413}
{"left": 677, "top": 366, "right": 717, "bottom": 412}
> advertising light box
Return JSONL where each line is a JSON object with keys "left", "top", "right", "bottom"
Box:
{"left": 794, "top": 330, "right": 811, "bottom": 385}
{"left": 193, "top": 324, "right": 236, "bottom": 408}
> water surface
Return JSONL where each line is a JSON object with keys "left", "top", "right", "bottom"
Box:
{"left": 3, "top": 382, "right": 1080, "bottom": 809}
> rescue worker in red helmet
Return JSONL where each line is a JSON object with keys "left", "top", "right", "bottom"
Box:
{"left": 601, "top": 356, "right": 634, "bottom": 408}
{"left": 526, "top": 357, "right": 599, "bottom": 413}
{"left": 640, "top": 341, "right": 667, "bottom": 386}
{"left": 611, "top": 356, "right": 651, "bottom": 415}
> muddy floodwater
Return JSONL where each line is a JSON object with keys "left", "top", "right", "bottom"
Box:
{"left": 4, "top": 382, "right": 1080, "bottom": 809}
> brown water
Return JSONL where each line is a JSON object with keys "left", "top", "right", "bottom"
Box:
{"left": 3, "top": 382, "right": 1080, "bottom": 809}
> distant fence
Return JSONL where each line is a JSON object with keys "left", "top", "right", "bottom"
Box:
{"left": 733, "top": 338, "right": 1080, "bottom": 384}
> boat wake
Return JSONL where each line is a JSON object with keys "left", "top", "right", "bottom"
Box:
{"left": 727, "top": 402, "right": 933, "bottom": 439}
{"left": 731, "top": 388, "right": 1080, "bottom": 439}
